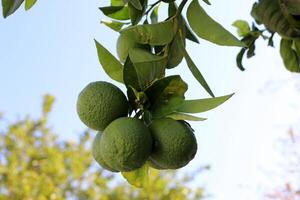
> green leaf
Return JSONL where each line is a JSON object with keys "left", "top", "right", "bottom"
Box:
{"left": 167, "top": 29, "right": 185, "bottom": 69}
{"left": 185, "top": 23, "right": 200, "bottom": 44}
{"left": 145, "top": 75, "right": 188, "bottom": 118}
{"left": 126, "top": 48, "right": 167, "bottom": 90}
{"left": 280, "top": 39, "right": 300, "bottom": 72}
{"left": 25, "top": 0, "right": 36, "bottom": 10}
{"left": 128, "top": 0, "right": 145, "bottom": 25}
{"left": 111, "top": 0, "right": 125, "bottom": 6}
{"left": 294, "top": 38, "right": 300, "bottom": 56}
{"left": 121, "top": 163, "right": 149, "bottom": 188}
{"left": 178, "top": 33, "right": 214, "bottom": 97}
{"left": 202, "top": 0, "right": 211, "bottom": 5}
{"left": 123, "top": 57, "right": 141, "bottom": 90}
{"left": 95, "top": 40, "right": 124, "bottom": 83}
{"left": 2, "top": 0, "right": 24, "bottom": 18}
{"left": 120, "top": 16, "right": 177, "bottom": 45}
{"left": 101, "top": 20, "right": 126, "bottom": 31}
{"left": 177, "top": 93, "right": 234, "bottom": 113}
{"left": 236, "top": 48, "right": 246, "bottom": 71}
{"left": 168, "top": 3, "right": 199, "bottom": 44}
{"left": 128, "top": 0, "right": 142, "bottom": 10}
{"left": 232, "top": 20, "right": 251, "bottom": 37}
{"left": 166, "top": 112, "right": 207, "bottom": 121}
{"left": 150, "top": 5, "right": 159, "bottom": 24}
{"left": 187, "top": 0, "right": 244, "bottom": 47}
{"left": 99, "top": 6, "right": 130, "bottom": 20}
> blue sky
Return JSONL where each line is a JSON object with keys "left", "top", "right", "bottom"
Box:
{"left": 1, "top": 0, "right": 300, "bottom": 199}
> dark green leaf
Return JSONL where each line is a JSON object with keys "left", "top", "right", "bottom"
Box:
{"left": 185, "top": 24, "right": 200, "bottom": 43}
{"left": 95, "top": 40, "right": 124, "bottom": 83}
{"left": 121, "top": 16, "right": 177, "bottom": 45}
{"left": 178, "top": 33, "right": 214, "bottom": 97}
{"left": 122, "top": 163, "right": 149, "bottom": 188}
{"left": 167, "top": 30, "right": 185, "bottom": 69}
{"left": 166, "top": 112, "right": 207, "bottom": 121}
{"left": 123, "top": 57, "right": 141, "bottom": 90}
{"left": 168, "top": 2, "right": 177, "bottom": 17}
{"left": 101, "top": 20, "right": 126, "bottom": 31}
{"left": 202, "top": 0, "right": 211, "bottom": 5}
{"left": 128, "top": 0, "right": 146, "bottom": 25}
{"left": 280, "top": 38, "right": 300, "bottom": 72}
{"left": 177, "top": 93, "right": 234, "bottom": 113}
{"left": 236, "top": 48, "right": 246, "bottom": 71}
{"left": 25, "top": 0, "right": 37, "bottom": 10}
{"left": 2, "top": 0, "right": 24, "bottom": 18}
{"left": 247, "top": 44, "right": 255, "bottom": 58}
{"left": 128, "top": 48, "right": 167, "bottom": 89}
{"left": 187, "top": 0, "right": 244, "bottom": 47}
{"left": 128, "top": 0, "right": 142, "bottom": 10}
{"left": 168, "top": 3, "right": 199, "bottom": 44}
{"left": 145, "top": 75, "right": 188, "bottom": 118}
{"left": 99, "top": 6, "right": 130, "bottom": 20}
{"left": 268, "top": 32, "right": 274, "bottom": 47}
{"left": 232, "top": 20, "right": 251, "bottom": 37}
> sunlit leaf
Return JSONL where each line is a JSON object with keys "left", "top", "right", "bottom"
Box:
{"left": 187, "top": 0, "right": 244, "bottom": 47}
{"left": 177, "top": 93, "right": 234, "bottom": 113}
{"left": 101, "top": 20, "right": 126, "bottom": 31}
{"left": 150, "top": 4, "right": 159, "bottom": 24}
{"left": 232, "top": 20, "right": 251, "bottom": 37}
{"left": 121, "top": 16, "right": 177, "bottom": 45}
{"left": 95, "top": 40, "right": 124, "bottom": 83}
{"left": 121, "top": 163, "right": 149, "bottom": 188}
{"left": 111, "top": 0, "right": 125, "bottom": 6}
{"left": 25, "top": 0, "right": 37, "bottom": 10}
{"left": 166, "top": 112, "right": 207, "bottom": 121}
{"left": 99, "top": 6, "right": 130, "bottom": 20}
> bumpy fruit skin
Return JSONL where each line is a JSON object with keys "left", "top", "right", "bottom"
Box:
{"left": 77, "top": 81, "right": 128, "bottom": 131}
{"left": 149, "top": 118, "right": 197, "bottom": 170}
{"left": 100, "top": 117, "right": 152, "bottom": 172}
{"left": 92, "top": 132, "right": 119, "bottom": 172}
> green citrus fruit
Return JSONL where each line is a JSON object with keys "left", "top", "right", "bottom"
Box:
{"left": 149, "top": 118, "right": 197, "bottom": 170}
{"left": 92, "top": 132, "right": 119, "bottom": 172}
{"left": 77, "top": 81, "right": 128, "bottom": 131}
{"left": 99, "top": 117, "right": 152, "bottom": 172}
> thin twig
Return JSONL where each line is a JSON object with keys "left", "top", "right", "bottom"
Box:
{"left": 177, "top": 0, "right": 189, "bottom": 14}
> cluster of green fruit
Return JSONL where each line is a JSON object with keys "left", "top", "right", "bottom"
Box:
{"left": 77, "top": 81, "right": 197, "bottom": 172}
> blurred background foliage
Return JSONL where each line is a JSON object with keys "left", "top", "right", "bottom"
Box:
{"left": 0, "top": 95, "right": 205, "bottom": 200}
{"left": 265, "top": 129, "right": 300, "bottom": 200}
